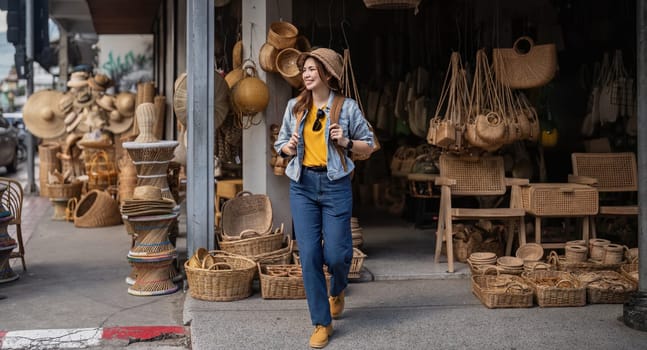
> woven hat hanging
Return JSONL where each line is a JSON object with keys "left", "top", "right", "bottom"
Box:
{"left": 22, "top": 90, "right": 66, "bottom": 139}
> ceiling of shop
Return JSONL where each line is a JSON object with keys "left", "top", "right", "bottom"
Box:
{"left": 49, "top": 0, "right": 161, "bottom": 35}
{"left": 86, "top": 0, "right": 162, "bottom": 34}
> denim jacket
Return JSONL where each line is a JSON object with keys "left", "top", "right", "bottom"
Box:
{"left": 274, "top": 92, "right": 374, "bottom": 182}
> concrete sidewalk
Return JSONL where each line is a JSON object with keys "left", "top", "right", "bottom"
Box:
{"left": 184, "top": 278, "right": 644, "bottom": 350}
{"left": 182, "top": 214, "right": 646, "bottom": 350}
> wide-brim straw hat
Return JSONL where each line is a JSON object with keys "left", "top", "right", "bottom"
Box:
{"left": 58, "top": 93, "right": 74, "bottom": 114}
{"left": 115, "top": 92, "right": 136, "bottom": 117}
{"left": 96, "top": 94, "right": 116, "bottom": 111}
{"left": 67, "top": 71, "right": 89, "bottom": 88}
{"left": 297, "top": 48, "right": 344, "bottom": 82}
{"left": 173, "top": 72, "right": 229, "bottom": 130}
{"left": 22, "top": 89, "right": 66, "bottom": 139}
{"left": 105, "top": 109, "right": 133, "bottom": 134}
{"left": 87, "top": 73, "right": 114, "bottom": 92}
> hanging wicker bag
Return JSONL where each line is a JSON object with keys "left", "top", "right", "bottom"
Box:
{"left": 493, "top": 36, "right": 558, "bottom": 89}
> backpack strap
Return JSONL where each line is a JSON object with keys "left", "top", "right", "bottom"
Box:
{"left": 330, "top": 95, "right": 348, "bottom": 172}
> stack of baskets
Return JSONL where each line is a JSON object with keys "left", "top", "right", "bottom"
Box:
{"left": 521, "top": 270, "right": 586, "bottom": 307}
{"left": 257, "top": 21, "right": 309, "bottom": 88}
{"left": 351, "top": 217, "right": 364, "bottom": 248}
{"left": 547, "top": 239, "right": 627, "bottom": 273}
{"left": 467, "top": 252, "right": 497, "bottom": 274}
{"left": 216, "top": 191, "right": 287, "bottom": 258}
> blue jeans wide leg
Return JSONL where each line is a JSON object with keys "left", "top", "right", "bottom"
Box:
{"left": 290, "top": 169, "right": 353, "bottom": 326}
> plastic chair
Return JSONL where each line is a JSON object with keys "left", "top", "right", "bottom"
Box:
{"left": 434, "top": 155, "right": 527, "bottom": 272}
{"left": 0, "top": 177, "right": 25, "bottom": 271}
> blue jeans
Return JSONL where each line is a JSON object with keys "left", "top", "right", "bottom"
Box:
{"left": 290, "top": 167, "right": 353, "bottom": 326}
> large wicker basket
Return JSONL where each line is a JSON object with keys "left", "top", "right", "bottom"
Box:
{"left": 221, "top": 191, "right": 272, "bottom": 238}
{"left": 293, "top": 248, "right": 366, "bottom": 280}
{"left": 184, "top": 250, "right": 256, "bottom": 301}
{"left": 620, "top": 263, "right": 639, "bottom": 284}
{"left": 74, "top": 190, "right": 122, "bottom": 228}
{"left": 471, "top": 274, "right": 534, "bottom": 308}
{"left": 576, "top": 271, "right": 637, "bottom": 304}
{"left": 46, "top": 181, "right": 83, "bottom": 200}
{"left": 217, "top": 225, "right": 284, "bottom": 256}
{"left": 258, "top": 264, "right": 331, "bottom": 299}
{"left": 521, "top": 270, "right": 586, "bottom": 307}
{"left": 520, "top": 183, "right": 598, "bottom": 217}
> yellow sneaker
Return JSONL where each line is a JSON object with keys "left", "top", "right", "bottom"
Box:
{"left": 329, "top": 290, "right": 345, "bottom": 319}
{"left": 309, "top": 324, "right": 333, "bottom": 348}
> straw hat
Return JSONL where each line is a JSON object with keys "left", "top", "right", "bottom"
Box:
{"left": 96, "top": 95, "right": 116, "bottom": 111}
{"left": 22, "top": 89, "right": 66, "bottom": 139}
{"left": 87, "top": 73, "right": 113, "bottom": 92}
{"left": 106, "top": 110, "right": 133, "bottom": 134}
{"left": 58, "top": 93, "right": 74, "bottom": 114}
{"left": 173, "top": 72, "right": 229, "bottom": 130}
{"left": 115, "top": 92, "right": 136, "bottom": 117}
{"left": 133, "top": 185, "right": 163, "bottom": 200}
{"left": 297, "top": 48, "right": 344, "bottom": 81}
{"left": 67, "top": 71, "right": 89, "bottom": 88}
{"left": 73, "top": 89, "right": 95, "bottom": 110}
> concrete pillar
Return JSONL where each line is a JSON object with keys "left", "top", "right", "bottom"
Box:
{"left": 186, "top": 0, "right": 215, "bottom": 254}
{"left": 241, "top": 0, "right": 293, "bottom": 235}
{"left": 57, "top": 28, "right": 68, "bottom": 91}
{"left": 623, "top": 0, "right": 647, "bottom": 332}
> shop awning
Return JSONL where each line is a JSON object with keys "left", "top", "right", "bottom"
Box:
{"left": 50, "top": 0, "right": 162, "bottom": 34}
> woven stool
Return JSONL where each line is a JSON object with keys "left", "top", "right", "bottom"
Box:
{"left": 126, "top": 252, "right": 179, "bottom": 296}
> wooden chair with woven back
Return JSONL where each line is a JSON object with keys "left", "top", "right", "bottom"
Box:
{"left": 569, "top": 152, "right": 638, "bottom": 239}
{"left": 434, "top": 155, "right": 528, "bottom": 272}
{"left": 0, "top": 177, "right": 25, "bottom": 271}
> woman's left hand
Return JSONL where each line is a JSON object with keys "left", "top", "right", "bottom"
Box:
{"left": 329, "top": 123, "right": 347, "bottom": 145}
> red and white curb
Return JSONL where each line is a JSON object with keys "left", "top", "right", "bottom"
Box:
{"left": 0, "top": 326, "right": 188, "bottom": 349}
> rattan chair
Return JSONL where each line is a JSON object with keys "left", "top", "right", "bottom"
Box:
{"left": 569, "top": 152, "right": 638, "bottom": 238}
{"left": 434, "top": 155, "right": 527, "bottom": 273}
{"left": 0, "top": 177, "right": 25, "bottom": 271}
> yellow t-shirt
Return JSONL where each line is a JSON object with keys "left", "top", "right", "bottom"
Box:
{"left": 302, "top": 104, "right": 327, "bottom": 167}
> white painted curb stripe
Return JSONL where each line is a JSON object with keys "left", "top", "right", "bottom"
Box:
{"left": 1, "top": 328, "right": 102, "bottom": 349}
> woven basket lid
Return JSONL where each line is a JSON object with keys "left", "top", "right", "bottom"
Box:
{"left": 515, "top": 243, "right": 544, "bottom": 261}
{"left": 22, "top": 90, "right": 66, "bottom": 139}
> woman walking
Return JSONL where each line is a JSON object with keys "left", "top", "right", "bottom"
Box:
{"left": 274, "top": 47, "right": 374, "bottom": 348}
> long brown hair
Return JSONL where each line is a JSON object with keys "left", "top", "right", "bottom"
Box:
{"left": 292, "top": 57, "right": 341, "bottom": 117}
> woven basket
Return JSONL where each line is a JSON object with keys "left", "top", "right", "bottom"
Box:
{"left": 493, "top": 36, "right": 558, "bottom": 89}
{"left": 221, "top": 191, "right": 273, "bottom": 238}
{"left": 275, "top": 48, "right": 303, "bottom": 88}
{"left": 217, "top": 226, "right": 284, "bottom": 256}
{"left": 184, "top": 250, "right": 256, "bottom": 301}
{"left": 39, "top": 142, "right": 62, "bottom": 197}
{"left": 521, "top": 270, "right": 586, "bottom": 307}
{"left": 259, "top": 43, "right": 279, "bottom": 72}
{"left": 258, "top": 264, "right": 331, "bottom": 299}
{"left": 472, "top": 274, "right": 534, "bottom": 308}
{"left": 576, "top": 271, "right": 637, "bottom": 304}
{"left": 46, "top": 181, "right": 82, "bottom": 200}
{"left": 620, "top": 263, "right": 639, "bottom": 284}
{"left": 293, "top": 248, "right": 366, "bottom": 280}
{"left": 267, "top": 22, "right": 298, "bottom": 49}
{"left": 74, "top": 190, "right": 122, "bottom": 228}
{"left": 250, "top": 238, "right": 293, "bottom": 265}
{"left": 547, "top": 251, "right": 623, "bottom": 273}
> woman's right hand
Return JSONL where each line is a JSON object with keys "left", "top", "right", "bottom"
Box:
{"left": 283, "top": 132, "right": 299, "bottom": 156}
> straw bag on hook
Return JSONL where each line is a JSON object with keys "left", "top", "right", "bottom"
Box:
{"left": 340, "top": 49, "right": 381, "bottom": 160}
{"left": 493, "top": 36, "right": 558, "bottom": 89}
